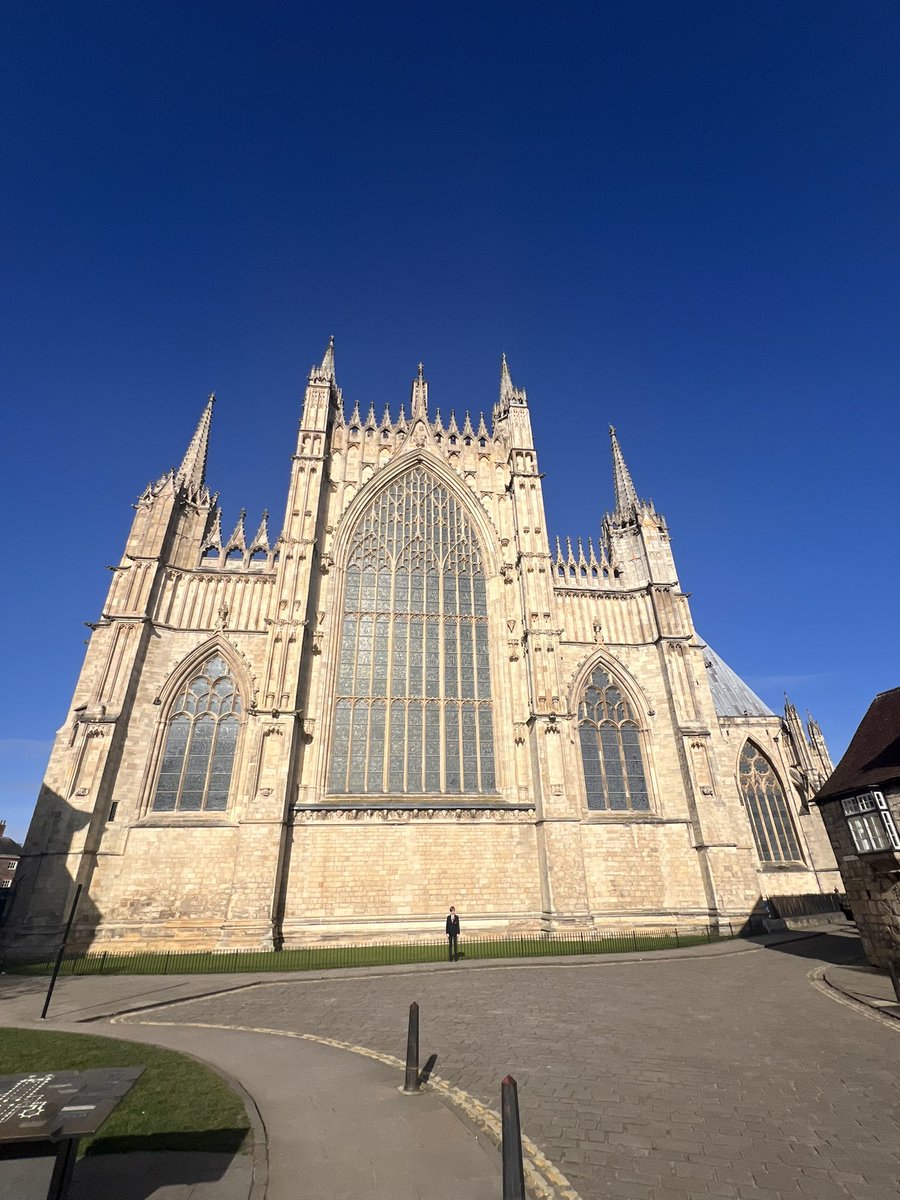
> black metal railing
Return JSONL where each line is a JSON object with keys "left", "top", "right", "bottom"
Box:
{"left": 0, "top": 923, "right": 738, "bottom": 978}
{"left": 766, "top": 892, "right": 847, "bottom": 920}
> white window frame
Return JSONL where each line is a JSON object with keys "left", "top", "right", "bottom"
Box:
{"left": 841, "top": 791, "right": 900, "bottom": 854}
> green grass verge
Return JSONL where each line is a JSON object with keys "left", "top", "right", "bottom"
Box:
{"left": 0, "top": 1027, "right": 250, "bottom": 1157}
{"left": 4, "top": 928, "right": 732, "bottom": 976}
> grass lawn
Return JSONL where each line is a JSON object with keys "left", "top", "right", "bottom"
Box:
{"left": 0, "top": 1027, "right": 250, "bottom": 1156}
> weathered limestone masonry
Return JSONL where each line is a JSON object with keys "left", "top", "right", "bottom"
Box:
{"left": 5, "top": 343, "right": 840, "bottom": 953}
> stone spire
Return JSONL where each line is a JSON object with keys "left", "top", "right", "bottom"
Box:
{"left": 609, "top": 426, "right": 639, "bottom": 514}
{"left": 410, "top": 361, "right": 429, "bottom": 420}
{"left": 176, "top": 394, "right": 214, "bottom": 499}
{"left": 497, "top": 353, "right": 527, "bottom": 416}
{"left": 309, "top": 335, "right": 336, "bottom": 384}
{"left": 807, "top": 712, "right": 835, "bottom": 775}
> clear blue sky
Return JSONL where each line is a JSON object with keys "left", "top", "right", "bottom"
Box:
{"left": 2, "top": 3, "right": 898, "bottom": 842}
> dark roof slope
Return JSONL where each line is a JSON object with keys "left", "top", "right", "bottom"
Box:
{"left": 815, "top": 686, "right": 900, "bottom": 803}
{"left": 0, "top": 836, "right": 23, "bottom": 856}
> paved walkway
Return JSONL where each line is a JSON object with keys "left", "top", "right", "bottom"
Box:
{"left": 3, "top": 930, "right": 899, "bottom": 1200}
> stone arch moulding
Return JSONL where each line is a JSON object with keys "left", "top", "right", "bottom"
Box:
{"left": 329, "top": 449, "right": 502, "bottom": 580}
{"left": 155, "top": 634, "right": 258, "bottom": 714}
{"left": 567, "top": 646, "right": 654, "bottom": 726}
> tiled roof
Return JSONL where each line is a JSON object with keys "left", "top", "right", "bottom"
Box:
{"left": 815, "top": 687, "right": 900, "bottom": 803}
{"left": 701, "top": 643, "right": 774, "bottom": 718}
{"left": 0, "top": 836, "right": 22, "bottom": 856}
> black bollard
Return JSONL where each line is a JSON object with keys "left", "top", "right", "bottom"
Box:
{"left": 403, "top": 1001, "right": 420, "bottom": 1092}
{"left": 501, "top": 1074, "right": 526, "bottom": 1200}
{"left": 888, "top": 958, "right": 900, "bottom": 1004}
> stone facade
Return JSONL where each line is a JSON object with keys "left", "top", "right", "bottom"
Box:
{"left": 817, "top": 787, "right": 900, "bottom": 967}
{"left": 4, "top": 343, "right": 840, "bottom": 953}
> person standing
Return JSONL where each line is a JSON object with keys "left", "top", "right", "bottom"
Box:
{"left": 445, "top": 905, "right": 460, "bottom": 962}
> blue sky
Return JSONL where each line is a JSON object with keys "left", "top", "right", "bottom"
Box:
{"left": 2, "top": 2, "right": 898, "bottom": 842}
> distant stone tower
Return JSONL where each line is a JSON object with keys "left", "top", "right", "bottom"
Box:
{"left": 4, "top": 342, "right": 839, "bottom": 953}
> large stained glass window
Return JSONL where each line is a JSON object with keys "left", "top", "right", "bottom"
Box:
{"left": 577, "top": 666, "right": 650, "bottom": 812}
{"left": 738, "top": 743, "right": 803, "bottom": 864}
{"left": 329, "top": 468, "right": 495, "bottom": 795}
{"left": 152, "top": 655, "right": 241, "bottom": 812}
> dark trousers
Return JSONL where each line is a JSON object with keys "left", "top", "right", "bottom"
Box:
{"left": 448, "top": 934, "right": 458, "bottom": 961}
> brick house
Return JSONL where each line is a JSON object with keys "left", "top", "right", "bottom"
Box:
{"left": 814, "top": 688, "right": 900, "bottom": 967}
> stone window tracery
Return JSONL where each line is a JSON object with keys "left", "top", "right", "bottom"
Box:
{"left": 152, "top": 655, "right": 241, "bottom": 813}
{"left": 329, "top": 467, "right": 495, "bottom": 795}
{"left": 577, "top": 666, "right": 650, "bottom": 811}
{"left": 738, "top": 742, "right": 803, "bottom": 864}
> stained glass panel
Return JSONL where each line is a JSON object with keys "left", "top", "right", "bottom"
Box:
{"left": 739, "top": 743, "right": 803, "bottom": 864}
{"left": 329, "top": 468, "right": 495, "bottom": 795}
{"left": 577, "top": 666, "right": 650, "bottom": 813}
{"left": 152, "top": 658, "right": 241, "bottom": 813}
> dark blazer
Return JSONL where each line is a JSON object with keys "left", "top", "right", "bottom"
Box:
{"left": 446, "top": 914, "right": 460, "bottom": 937}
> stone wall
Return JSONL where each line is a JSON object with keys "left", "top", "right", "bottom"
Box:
{"left": 818, "top": 786, "right": 900, "bottom": 968}
{"left": 281, "top": 810, "right": 542, "bottom": 941}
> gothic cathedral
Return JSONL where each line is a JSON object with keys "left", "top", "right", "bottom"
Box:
{"left": 5, "top": 342, "right": 839, "bottom": 952}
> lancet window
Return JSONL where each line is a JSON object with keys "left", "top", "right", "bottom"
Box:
{"left": 152, "top": 655, "right": 241, "bottom": 812}
{"left": 738, "top": 743, "right": 803, "bottom": 864}
{"left": 577, "top": 666, "right": 650, "bottom": 811}
{"left": 329, "top": 468, "right": 495, "bottom": 795}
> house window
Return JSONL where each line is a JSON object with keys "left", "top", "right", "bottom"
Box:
{"left": 739, "top": 742, "right": 803, "bottom": 864}
{"left": 7, "top": 861, "right": 17, "bottom": 870}
{"left": 577, "top": 666, "right": 650, "bottom": 811}
{"left": 152, "top": 655, "right": 241, "bottom": 813}
{"left": 842, "top": 792, "right": 900, "bottom": 854}
{"left": 329, "top": 467, "right": 494, "bottom": 795}
{"left": 1, "top": 879, "right": 11, "bottom": 889}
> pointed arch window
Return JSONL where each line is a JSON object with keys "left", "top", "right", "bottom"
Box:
{"left": 152, "top": 655, "right": 242, "bottom": 813}
{"left": 577, "top": 666, "right": 650, "bottom": 812}
{"left": 329, "top": 467, "right": 495, "bottom": 795}
{"left": 738, "top": 743, "right": 803, "bottom": 864}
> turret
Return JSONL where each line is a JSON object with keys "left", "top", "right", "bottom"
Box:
{"left": 121, "top": 395, "right": 216, "bottom": 573}
{"left": 494, "top": 353, "right": 533, "bottom": 450}
{"left": 602, "top": 427, "right": 677, "bottom": 588}
{"left": 299, "top": 336, "right": 341, "bottom": 436}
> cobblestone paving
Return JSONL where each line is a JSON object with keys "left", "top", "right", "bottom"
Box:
{"left": 148, "top": 934, "right": 899, "bottom": 1200}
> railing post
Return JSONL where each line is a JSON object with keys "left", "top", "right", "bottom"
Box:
{"left": 501, "top": 1075, "right": 526, "bottom": 1200}
{"left": 403, "top": 1001, "right": 420, "bottom": 1092}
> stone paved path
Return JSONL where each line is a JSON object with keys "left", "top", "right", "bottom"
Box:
{"left": 132, "top": 931, "right": 899, "bottom": 1200}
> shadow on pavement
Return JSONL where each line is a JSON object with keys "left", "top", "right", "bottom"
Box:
{"left": 750, "top": 929, "right": 866, "bottom": 966}
{"left": 70, "top": 1146, "right": 250, "bottom": 1200}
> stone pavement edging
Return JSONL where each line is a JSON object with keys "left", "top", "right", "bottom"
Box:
{"left": 116, "top": 1014, "right": 582, "bottom": 1200}
{"left": 819, "top": 963, "right": 900, "bottom": 1026}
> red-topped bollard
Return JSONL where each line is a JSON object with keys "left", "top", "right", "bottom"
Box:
{"left": 403, "top": 1001, "right": 420, "bottom": 1092}
{"left": 501, "top": 1074, "right": 526, "bottom": 1200}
